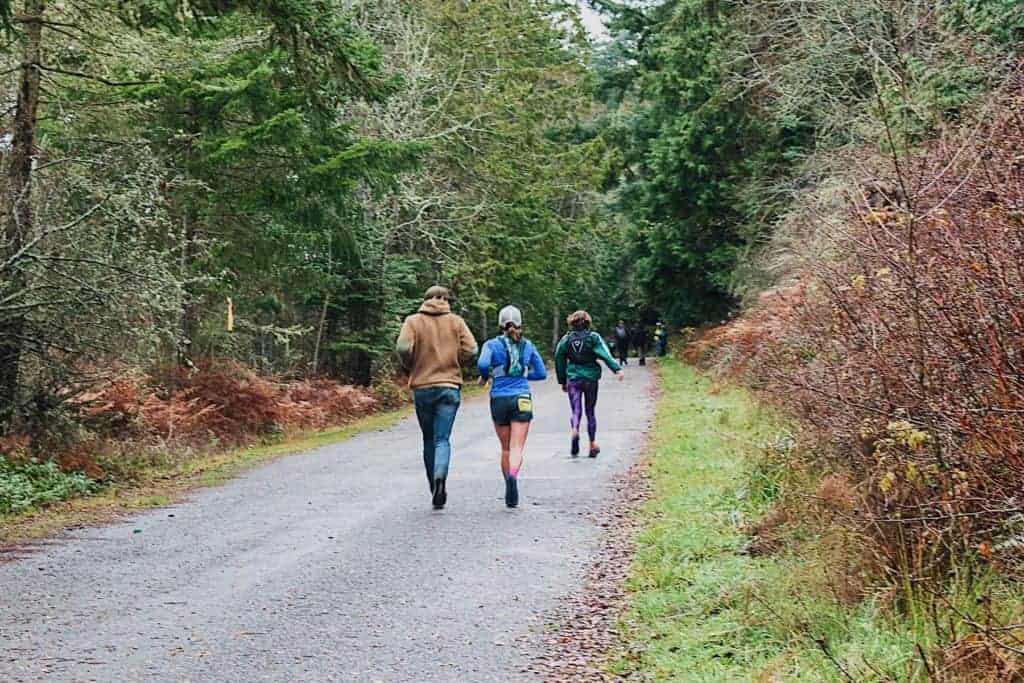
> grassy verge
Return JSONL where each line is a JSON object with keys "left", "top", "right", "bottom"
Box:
{"left": 0, "top": 408, "right": 409, "bottom": 545}
{"left": 614, "top": 357, "right": 1024, "bottom": 681}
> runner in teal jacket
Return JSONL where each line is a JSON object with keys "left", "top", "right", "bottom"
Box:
{"left": 554, "top": 310, "right": 623, "bottom": 457}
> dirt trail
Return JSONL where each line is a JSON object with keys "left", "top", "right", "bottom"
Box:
{"left": 0, "top": 363, "right": 654, "bottom": 682}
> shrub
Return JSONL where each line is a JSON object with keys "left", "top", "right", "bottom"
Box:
{"left": 0, "top": 457, "right": 97, "bottom": 514}
{"left": 702, "top": 68, "right": 1024, "bottom": 582}
{"left": 72, "top": 360, "right": 383, "bottom": 446}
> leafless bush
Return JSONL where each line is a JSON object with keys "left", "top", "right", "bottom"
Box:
{"left": 702, "top": 69, "right": 1024, "bottom": 583}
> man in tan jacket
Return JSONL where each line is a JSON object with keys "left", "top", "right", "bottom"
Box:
{"left": 396, "top": 286, "right": 478, "bottom": 509}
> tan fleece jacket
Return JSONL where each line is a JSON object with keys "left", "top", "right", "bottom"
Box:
{"left": 395, "top": 299, "right": 478, "bottom": 389}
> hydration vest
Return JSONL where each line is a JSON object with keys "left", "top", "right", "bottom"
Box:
{"left": 566, "top": 330, "right": 597, "bottom": 364}
{"left": 491, "top": 335, "right": 527, "bottom": 378}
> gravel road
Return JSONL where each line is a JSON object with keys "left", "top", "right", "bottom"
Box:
{"left": 0, "top": 362, "right": 654, "bottom": 682}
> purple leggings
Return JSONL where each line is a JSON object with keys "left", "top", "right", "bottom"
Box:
{"left": 567, "top": 379, "right": 599, "bottom": 442}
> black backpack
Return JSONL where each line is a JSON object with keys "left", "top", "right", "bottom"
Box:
{"left": 566, "top": 330, "right": 596, "bottom": 364}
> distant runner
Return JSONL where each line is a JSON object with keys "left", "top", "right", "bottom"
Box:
{"left": 555, "top": 310, "right": 624, "bottom": 458}
{"left": 632, "top": 323, "right": 650, "bottom": 367}
{"left": 396, "top": 286, "right": 478, "bottom": 510}
{"left": 477, "top": 305, "right": 547, "bottom": 508}
{"left": 613, "top": 319, "right": 630, "bottom": 365}
{"left": 654, "top": 321, "right": 668, "bottom": 357}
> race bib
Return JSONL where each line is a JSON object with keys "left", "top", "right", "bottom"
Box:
{"left": 517, "top": 396, "right": 533, "bottom": 413}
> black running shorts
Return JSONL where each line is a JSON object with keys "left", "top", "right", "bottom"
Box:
{"left": 490, "top": 394, "right": 534, "bottom": 425}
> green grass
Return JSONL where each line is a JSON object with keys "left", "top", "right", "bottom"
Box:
{"left": 614, "top": 358, "right": 1024, "bottom": 681}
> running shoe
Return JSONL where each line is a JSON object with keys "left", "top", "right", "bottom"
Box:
{"left": 571, "top": 435, "right": 580, "bottom": 457}
{"left": 432, "top": 477, "right": 447, "bottom": 509}
{"left": 588, "top": 445, "right": 601, "bottom": 458}
{"left": 505, "top": 476, "right": 519, "bottom": 508}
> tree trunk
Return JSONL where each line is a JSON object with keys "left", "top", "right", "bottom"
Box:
{"left": 311, "top": 294, "right": 329, "bottom": 377}
{"left": 178, "top": 99, "right": 199, "bottom": 366}
{"left": 178, "top": 210, "right": 199, "bottom": 365}
{"left": 0, "top": 0, "right": 45, "bottom": 430}
{"left": 551, "top": 304, "right": 559, "bottom": 352}
{"left": 311, "top": 236, "right": 334, "bottom": 377}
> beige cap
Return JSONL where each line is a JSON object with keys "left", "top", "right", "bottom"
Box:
{"left": 423, "top": 285, "right": 452, "bottom": 301}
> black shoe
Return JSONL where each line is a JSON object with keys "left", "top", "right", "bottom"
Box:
{"left": 432, "top": 477, "right": 447, "bottom": 509}
{"left": 588, "top": 446, "right": 600, "bottom": 458}
{"left": 505, "top": 476, "right": 519, "bottom": 508}
{"left": 571, "top": 435, "right": 580, "bottom": 457}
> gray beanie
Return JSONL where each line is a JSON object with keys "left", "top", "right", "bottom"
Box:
{"left": 498, "top": 305, "right": 522, "bottom": 329}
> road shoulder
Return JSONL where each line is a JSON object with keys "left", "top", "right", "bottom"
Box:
{"left": 525, "top": 362, "right": 660, "bottom": 681}
{"left": 0, "top": 408, "right": 408, "bottom": 549}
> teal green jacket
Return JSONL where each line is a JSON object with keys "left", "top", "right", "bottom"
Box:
{"left": 554, "top": 330, "right": 621, "bottom": 384}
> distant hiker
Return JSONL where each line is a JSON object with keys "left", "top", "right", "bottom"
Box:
{"left": 555, "top": 310, "right": 624, "bottom": 458}
{"left": 654, "top": 321, "right": 668, "bottom": 357}
{"left": 632, "top": 324, "right": 650, "bottom": 366}
{"left": 396, "top": 285, "right": 478, "bottom": 510}
{"left": 478, "top": 305, "right": 547, "bottom": 508}
{"left": 613, "top": 319, "right": 630, "bottom": 365}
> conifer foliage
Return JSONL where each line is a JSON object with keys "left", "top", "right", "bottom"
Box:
{"left": 0, "top": 1, "right": 610, "bottom": 439}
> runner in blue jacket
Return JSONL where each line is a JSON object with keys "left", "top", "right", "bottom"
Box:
{"left": 478, "top": 305, "right": 547, "bottom": 508}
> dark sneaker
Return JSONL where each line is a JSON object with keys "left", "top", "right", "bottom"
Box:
{"left": 588, "top": 446, "right": 601, "bottom": 458}
{"left": 505, "top": 476, "right": 519, "bottom": 508}
{"left": 571, "top": 435, "right": 580, "bottom": 457}
{"left": 432, "top": 477, "right": 447, "bottom": 509}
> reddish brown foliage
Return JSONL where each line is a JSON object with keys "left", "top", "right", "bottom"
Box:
{"left": 743, "top": 505, "right": 791, "bottom": 557}
{"left": 816, "top": 473, "right": 858, "bottom": 517}
{"left": 56, "top": 443, "right": 106, "bottom": 480}
{"left": 934, "top": 633, "right": 1024, "bottom": 682}
{"left": 697, "top": 74, "right": 1024, "bottom": 580}
{"left": 0, "top": 434, "right": 30, "bottom": 457}
{"left": 0, "top": 357, "right": 386, "bottom": 481}
{"left": 67, "top": 360, "right": 381, "bottom": 447}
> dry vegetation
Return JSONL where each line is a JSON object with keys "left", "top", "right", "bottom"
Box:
{"left": 687, "top": 66, "right": 1024, "bottom": 676}
{"left": 0, "top": 361, "right": 386, "bottom": 516}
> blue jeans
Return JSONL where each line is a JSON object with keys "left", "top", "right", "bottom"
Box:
{"left": 413, "top": 386, "right": 462, "bottom": 485}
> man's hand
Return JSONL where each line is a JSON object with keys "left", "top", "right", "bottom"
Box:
{"left": 615, "top": 370, "right": 625, "bottom": 382}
